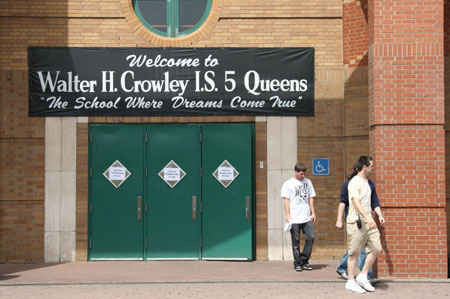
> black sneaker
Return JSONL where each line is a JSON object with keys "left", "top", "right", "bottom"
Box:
{"left": 302, "top": 263, "right": 313, "bottom": 270}
{"left": 295, "top": 265, "right": 302, "bottom": 272}
{"left": 336, "top": 270, "right": 348, "bottom": 280}
{"left": 369, "top": 278, "right": 380, "bottom": 285}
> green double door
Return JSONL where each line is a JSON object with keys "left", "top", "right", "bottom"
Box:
{"left": 89, "top": 123, "right": 253, "bottom": 260}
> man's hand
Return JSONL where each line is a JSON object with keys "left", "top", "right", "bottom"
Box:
{"left": 284, "top": 198, "right": 291, "bottom": 224}
{"left": 374, "top": 208, "right": 385, "bottom": 226}
{"left": 311, "top": 213, "right": 316, "bottom": 224}
{"left": 336, "top": 203, "right": 346, "bottom": 230}
{"left": 366, "top": 216, "right": 377, "bottom": 229}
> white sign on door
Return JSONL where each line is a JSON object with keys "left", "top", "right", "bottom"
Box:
{"left": 164, "top": 168, "right": 181, "bottom": 181}
{"left": 158, "top": 160, "right": 187, "bottom": 188}
{"left": 218, "top": 167, "right": 234, "bottom": 180}
{"left": 213, "top": 160, "right": 239, "bottom": 188}
{"left": 103, "top": 160, "right": 132, "bottom": 189}
{"left": 109, "top": 167, "right": 126, "bottom": 180}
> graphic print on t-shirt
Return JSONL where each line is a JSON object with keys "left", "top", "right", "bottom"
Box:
{"left": 280, "top": 177, "right": 316, "bottom": 224}
{"left": 294, "top": 182, "right": 309, "bottom": 204}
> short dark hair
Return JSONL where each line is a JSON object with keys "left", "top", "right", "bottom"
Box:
{"left": 295, "top": 162, "right": 307, "bottom": 172}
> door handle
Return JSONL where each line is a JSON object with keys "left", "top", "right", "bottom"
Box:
{"left": 245, "top": 196, "right": 249, "bottom": 221}
{"left": 137, "top": 196, "right": 142, "bottom": 220}
{"left": 192, "top": 196, "right": 197, "bottom": 220}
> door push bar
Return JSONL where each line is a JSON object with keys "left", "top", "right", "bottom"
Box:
{"left": 192, "top": 196, "right": 197, "bottom": 220}
{"left": 137, "top": 196, "right": 142, "bottom": 220}
{"left": 245, "top": 196, "right": 249, "bottom": 221}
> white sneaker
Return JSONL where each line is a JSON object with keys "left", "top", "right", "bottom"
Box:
{"left": 346, "top": 280, "right": 366, "bottom": 294}
{"left": 356, "top": 274, "right": 375, "bottom": 292}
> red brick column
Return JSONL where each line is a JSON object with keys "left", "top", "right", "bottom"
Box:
{"left": 368, "top": 0, "right": 447, "bottom": 278}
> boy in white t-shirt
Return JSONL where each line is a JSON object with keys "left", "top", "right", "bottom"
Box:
{"left": 281, "top": 162, "right": 316, "bottom": 272}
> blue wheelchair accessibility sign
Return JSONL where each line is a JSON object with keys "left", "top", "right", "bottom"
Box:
{"left": 312, "top": 158, "right": 329, "bottom": 175}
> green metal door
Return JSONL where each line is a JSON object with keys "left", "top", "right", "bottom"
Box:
{"left": 89, "top": 124, "right": 145, "bottom": 260}
{"left": 201, "top": 124, "right": 253, "bottom": 260}
{"left": 89, "top": 123, "right": 253, "bottom": 261}
{"left": 146, "top": 124, "right": 201, "bottom": 260}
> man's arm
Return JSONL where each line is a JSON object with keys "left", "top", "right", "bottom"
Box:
{"left": 336, "top": 202, "right": 346, "bottom": 229}
{"left": 374, "top": 206, "right": 385, "bottom": 225}
{"left": 369, "top": 180, "right": 384, "bottom": 225}
{"left": 340, "top": 182, "right": 349, "bottom": 205}
{"left": 351, "top": 196, "right": 377, "bottom": 229}
{"left": 309, "top": 197, "right": 316, "bottom": 224}
{"left": 369, "top": 180, "right": 380, "bottom": 210}
{"left": 284, "top": 197, "right": 291, "bottom": 222}
{"left": 337, "top": 181, "right": 349, "bottom": 229}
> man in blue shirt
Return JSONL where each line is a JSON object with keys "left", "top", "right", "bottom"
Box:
{"left": 335, "top": 179, "right": 385, "bottom": 283}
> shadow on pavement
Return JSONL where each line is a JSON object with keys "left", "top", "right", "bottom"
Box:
{"left": 311, "top": 263, "right": 329, "bottom": 270}
{"left": 0, "top": 263, "right": 57, "bottom": 281}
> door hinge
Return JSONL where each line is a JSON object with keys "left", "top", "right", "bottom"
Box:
{"left": 145, "top": 132, "right": 148, "bottom": 143}
{"left": 89, "top": 238, "right": 92, "bottom": 249}
{"left": 146, "top": 237, "right": 148, "bottom": 249}
{"left": 200, "top": 202, "right": 203, "bottom": 213}
{"left": 200, "top": 167, "right": 202, "bottom": 178}
{"left": 90, "top": 132, "right": 93, "bottom": 143}
{"left": 90, "top": 168, "right": 92, "bottom": 178}
{"left": 200, "top": 237, "right": 203, "bottom": 248}
{"left": 145, "top": 202, "right": 148, "bottom": 213}
{"left": 200, "top": 132, "right": 203, "bottom": 143}
{"left": 146, "top": 168, "right": 148, "bottom": 177}
{"left": 89, "top": 203, "right": 92, "bottom": 213}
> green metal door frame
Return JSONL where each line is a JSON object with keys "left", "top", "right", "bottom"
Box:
{"left": 88, "top": 122, "right": 255, "bottom": 261}
{"left": 88, "top": 124, "right": 146, "bottom": 260}
{"left": 201, "top": 123, "right": 254, "bottom": 260}
{"left": 145, "top": 124, "right": 201, "bottom": 260}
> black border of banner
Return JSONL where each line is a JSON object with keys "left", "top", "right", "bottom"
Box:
{"left": 28, "top": 47, "right": 315, "bottom": 117}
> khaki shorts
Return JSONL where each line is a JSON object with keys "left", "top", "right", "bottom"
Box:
{"left": 346, "top": 222, "right": 382, "bottom": 256}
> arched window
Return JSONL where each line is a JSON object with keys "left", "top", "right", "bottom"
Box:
{"left": 133, "top": 0, "right": 212, "bottom": 38}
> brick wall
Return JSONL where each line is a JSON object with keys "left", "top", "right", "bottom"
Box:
{"left": 0, "top": 69, "right": 45, "bottom": 262}
{"left": 298, "top": 68, "right": 345, "bottom": 260}
{"left": 444, "top": 0, "right": 450, "bottom": 261}
{"left": 343, "top": 0, "right": 369, "bottom": 67}
{"left": 0, "top": 202, "right": 44, "bottom": 262}
{"left": 343, "top": 0, "right": 449, "bottom": 278}
{"left": 220, "top": 0, "right": 341, "bottom": 18}
{"left": 1, "top": 0, "right": 425, "bottom": 265}
{"left": 369, "top": 0, "right": 447, "bottom": 278}
{"left": 446, "top": 1, "right": 450, "bottom": 56}
{"left": 377, "top": 208, "right": 447, "bottom": 278}
{"left": 342, "top": 0, "right": 370, "bottom": 186}
{"left": 255, "top": 121, "right": 268, "bottom": 260}
{"left": 76, "top": 123, "right": 89, "bottom": 262}
{"left": 342, "top": 0, "right": 371, "bottom": 264}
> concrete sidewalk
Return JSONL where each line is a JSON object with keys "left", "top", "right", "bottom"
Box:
{"left": 0, "top": 260, "right": 340, "bottom": 285}
{"left": 0, "top": 260, "right": 449, "bottom": 298}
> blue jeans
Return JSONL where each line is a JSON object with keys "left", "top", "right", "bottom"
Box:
{"left": 336, "top": 248, "right": 373, "bottom": 279}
